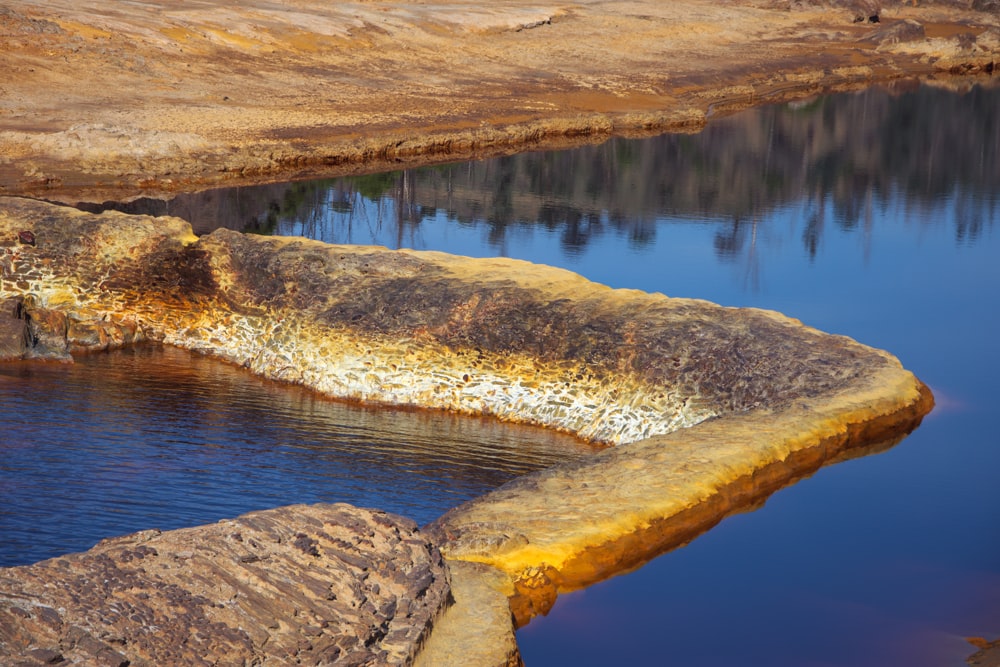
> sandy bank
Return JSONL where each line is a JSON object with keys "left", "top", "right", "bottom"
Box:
{"left": 1, "top": 0, "right": 997, "bottom": 201}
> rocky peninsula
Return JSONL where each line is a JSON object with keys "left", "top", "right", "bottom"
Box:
{"left": 2, "top": 194, "right": 931, "bottom": 663}
{"left": 0, "top": 0, "right": 995, "bottom": 664}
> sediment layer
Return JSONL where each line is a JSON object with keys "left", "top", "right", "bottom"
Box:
{"left": 1, "top": 1, "right": 997, "bottom": 200}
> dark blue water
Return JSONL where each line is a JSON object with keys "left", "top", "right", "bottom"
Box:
{"left": 16, "top": 81, "right": 1000, "bottom": 664}
{"left": 0, "top": 346, "right": 596, "bottom": 566}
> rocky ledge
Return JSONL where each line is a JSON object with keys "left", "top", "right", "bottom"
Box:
{"left": 0, "top": 196, "right": 932, "bottom": 658}
{"left": 0, "top": 504, "right": 450, "bottom": 666}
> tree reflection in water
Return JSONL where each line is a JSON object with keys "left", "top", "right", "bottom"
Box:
{"left": 104, "top": 79, "right": 997, "bottom": 271}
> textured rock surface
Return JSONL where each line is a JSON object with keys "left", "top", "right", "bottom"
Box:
{"left": 2, "top": 196, "right": 916, "bottom": 445}
{"left": 0, "top": 1, "right": 996, "bottom": 200}
{"left": 0, "top": 196, "right": 933, "bottom": 634}
{"left": 0, "top": 504, "right": 450, "bottom": 666}
{"left": 413, "top": 562, "right": 522, "bottom": 667}
{"left": 0, "top": 297, "right": 28, "bottom": 360}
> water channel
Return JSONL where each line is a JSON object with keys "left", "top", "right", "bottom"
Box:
{"left": 3, "top": 80, "right": 998, "bottom": 665}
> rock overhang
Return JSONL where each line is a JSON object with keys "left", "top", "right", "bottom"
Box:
{"left": 0, "top": 195, "right": 933, "bottom": 655}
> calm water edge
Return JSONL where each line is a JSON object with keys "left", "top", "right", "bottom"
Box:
{"left": 12, "top": 80, "right": 1000, "bottom": 665}
{"left": 0, "top": 347, "right": 596, "bottom": 565}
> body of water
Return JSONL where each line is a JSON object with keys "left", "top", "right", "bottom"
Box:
{"left": 11, "top": 79, "right": 1000, "bottom": 665}
{"left": 0, "top": 346, "right": 595, "bottom": 566}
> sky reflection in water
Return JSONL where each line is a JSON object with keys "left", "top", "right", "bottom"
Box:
{"left": 13, "top": 81, "right": 1000, "bottom": 665}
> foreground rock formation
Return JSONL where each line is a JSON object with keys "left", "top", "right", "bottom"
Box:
{"left": 968, "top": 636, "right": 1000, "bottom": 667}
{"left": 0, "top": 196, "right": 932, "bottom": 661}
{"left": 0, "top": 504, "right": 449, "bottom": 666}
{"left": 0, "top": 0, "right": 997, "bottom": 201}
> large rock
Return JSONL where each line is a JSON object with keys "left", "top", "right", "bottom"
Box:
{"left": 0, "top": 196, "right": 923, "bottom": 444}
{"left": 0, "top": 196, "right": 932, "bottom": 637}
{"left": 0, "top": 504, "right": 450, "bottom": 666}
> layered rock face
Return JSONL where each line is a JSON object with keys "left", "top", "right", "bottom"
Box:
{"left": 0, "top": 504, "right": 449, "bottom": 666}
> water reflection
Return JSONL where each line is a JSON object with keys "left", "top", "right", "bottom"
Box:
{"left": 0, "top": 345, "right": 596, "bottom": 567}
{"left": 79, "top": 80, "right": 998, "bottom": 260}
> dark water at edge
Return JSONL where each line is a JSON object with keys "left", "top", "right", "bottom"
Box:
{"left": 0, "top": 345, "right": 597, "bottom": 567}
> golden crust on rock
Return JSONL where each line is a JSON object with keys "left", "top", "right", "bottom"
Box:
{"left": 0, "top": 196, "right": 932, "bottom": 630}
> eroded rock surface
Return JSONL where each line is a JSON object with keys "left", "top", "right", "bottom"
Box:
{"left": 0, "top": 195, "right": 933, "bottom": 646}
{"left": 0, "top": 504, "right": 449, "bottom": 666}
{"left": 2, "top": 196, "right": 912, "bottom": 444}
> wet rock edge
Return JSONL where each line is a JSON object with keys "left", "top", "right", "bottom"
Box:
{"left": 0, "top": 198, "right": 934, "bottom": 665}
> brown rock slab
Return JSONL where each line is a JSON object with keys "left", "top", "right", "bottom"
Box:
{"left": 0, "top": 297, "right": 28, "bottom": 360}
{"left": 0, "top": 196, "right": 933, "bottom": 646}
{"left": 0, "top": 504, "right": 450, "bottom": 666}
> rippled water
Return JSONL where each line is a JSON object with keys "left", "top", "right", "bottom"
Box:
{"left": 14, "top": 80, "right": 1000, "bottom": 665}
{"left": 0, "top": 346, "right": 596, "bottom": 567}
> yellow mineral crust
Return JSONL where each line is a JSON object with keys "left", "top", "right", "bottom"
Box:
{"left": 0, "top": 196, "right": 932, "bottom": 629}
{"left": 427, "top": 368, "right": 931, "bottom": 624}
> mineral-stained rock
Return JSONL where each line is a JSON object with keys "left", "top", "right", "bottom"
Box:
{"left": 0, "top": 195, "right": 933, "bottom": 635}
{"left": 25, "top": 303, "right": 70, "bottom": 359}
{"left": 968, "top": 636, "right": 1000, "bottom": 667}
{"left": 414, "top": 561, "right": 523, "bottom": 667}
{"left": 0, "top": 196, "right": 926, "bottom": 444}
{"left": 0, "top": 503, "right": 450, "bottom": 666}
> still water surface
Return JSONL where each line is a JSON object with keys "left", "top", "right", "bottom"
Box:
{"left": 0, "top": 348, "right": 596, "bottom": 565}
{"left": 9, "top": 81, "right": 1000, "bottom": 665}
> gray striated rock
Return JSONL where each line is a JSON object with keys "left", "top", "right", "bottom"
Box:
{"left": 0, "top": 504, "right": 450, "bottom": 666}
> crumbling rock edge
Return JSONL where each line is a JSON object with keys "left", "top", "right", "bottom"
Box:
{"left": 0, "top": 197, "right": 933, "bottom": 664}
{"left": 0, "top": 503, "right": 452, "bottom": 666}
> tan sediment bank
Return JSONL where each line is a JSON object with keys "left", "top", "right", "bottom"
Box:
{"left": 0, "top": 1, "right": 998, "bottom": 202}
{"left": 1, "top": 197, "right": 931, "bottom": 663}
